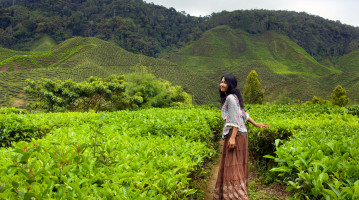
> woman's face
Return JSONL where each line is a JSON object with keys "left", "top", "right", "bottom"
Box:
{"left": 220, "top": 77, "right": 228, "bottom": 93}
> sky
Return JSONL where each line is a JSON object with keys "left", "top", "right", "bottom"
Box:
{"left": 147, "top": 0, "right": 359, "bottom": 27}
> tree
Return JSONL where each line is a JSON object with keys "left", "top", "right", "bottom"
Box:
{"left": 331, "top": 85, "right": 349, "bottom": 107}
{"left": 24, "top": 72, "right": 192, "bottom": 112}
{"left": 125, "top": 70, "right": 192, "bottom": 108}
{"left": 244, "top": 70, "right": 264, "bottom": 104}
{"left": 24, "top": 75, "right": 139, "bottom": 112}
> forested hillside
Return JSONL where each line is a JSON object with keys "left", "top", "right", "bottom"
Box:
{"left": 207, "top": 10, "right": 359, "bottom": 60}
{"left": 1, "top": 0, "right": 359, "bottom": 60}
{"left": 0, "top": 0, "right": 205, "bottom": 56}
{"left": 1, "top": 0, "right": 359, "bottom": 106}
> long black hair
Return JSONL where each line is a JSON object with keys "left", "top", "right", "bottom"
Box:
{"left": 219, "top": 74, "right": 245, "bottom": 108}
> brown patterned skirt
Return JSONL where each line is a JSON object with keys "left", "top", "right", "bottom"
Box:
{"left": 213, "top": 130, "right": 249, "bottom": 200}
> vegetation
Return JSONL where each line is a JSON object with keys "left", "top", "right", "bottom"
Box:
{"left": 1, "top": 28, "right": 358, "bottom": 107}
{"left": 307, "top": 96, "right": 331, "bottom": 104}
{"left": 0, "top": 107, "right": 222, "bottom": 198}
{"left": 337, "top": 49, "right": 359, "bottom": 72}
{"left": 125, "top": 71, "right": 192, "bottom": 108}
{"left": 30, "top": 34, "right": 56, "bottom": 52}
{"left": 207, "top": 10, "right": 359, "bottom": 61}
{"left": 1, "top": 1, "right": 359, "bottom": 106}
{"left": 165, "top": 25, "right": 359, "bottom": 104}
{"left": 166, "top": 25, "right": 337, "bottom": 77}
{"left": 24, "top": 73, "right": 191, "bottom": 112}
{"left": 0, "top": 0, "right": 358, "bottom": 60}
{"left": 244, "top": 70, "right": 264, "bottom": 104}
{"left": 0, "top": 0, "right": 206, "bottom": 57}
{"left": 0, "top": 37, "right": 215, "bottom": 107}
{"left": 2, "top": 103, "right": 358, "bottom": 199}
{"left": 246, "top": 104, "right": 359, "bottom": 199}
{"left": 0, "top": 107, "right": 28, "bottom": 114}
{"left": 1, "top": 1, "right": 358, "bottom": 199}
{"left": 331, "top": 85, "right": 349, "bottom": 107}
{"left": 24, "top": 75, "right": 135, "bottom": 112}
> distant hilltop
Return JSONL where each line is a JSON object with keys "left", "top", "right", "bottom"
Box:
{"left": 0, "top": 0, "right": 358, "bottom": 60}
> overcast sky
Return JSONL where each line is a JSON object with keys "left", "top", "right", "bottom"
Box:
{"left": 147, "top": 0, "right": 359, "bottom": 27}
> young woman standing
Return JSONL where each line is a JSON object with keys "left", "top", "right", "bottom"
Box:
{"left": 213, "top": 74, "right": 268, "bottom": 200}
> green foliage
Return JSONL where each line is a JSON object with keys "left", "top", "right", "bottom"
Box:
{"left": 208, "top": 10, "right": 359, "bottom": 60}
{"left": 166, "top": 25, "right": 359, "bottom": 104}
{"left": 331, "top": 85, "right": 349, "bottom": 107}
{"left": 0, "top": 112, "right": 49, "bottom": 147}
{"left": 30, "top": 35, "right": 57, "bottom": 52}
{"left": 0, "top": 0, "right": 205, "bottom": 57}
{"left": 246, "top": 104, "right": 359, "bottom": 199}
{"left": 24, "top": 71, "right": 192, "bottom": 112}
{"left": 0, "top": 107, "right": 28, "bottom": 114}
{"left": 0, "top": 107, "right": 222, "bottom": 199}
{"left": 1, "top": 0, "right": 359, "bottom": 60}
{"left": 167, "top": 26, "right": 337, "bottom": 77}
{"left": 272, "top": 89, "right": 293, "bottom": 105}
{"left": 337, "top": 49, "right": 359, "bottom": 73}
{"left": 24, "top": 75, "right": 136, "bottom": 112}
{"left": 347, "top": 105, "right": 359, "bottom": 117}
{"left": 1, "top": 27, "right": 359, "bottom": 107}
{"left": 305, "top": 96, "right": 331, "bottom": 104}
{"left": 125, "top": 70, "right": 192, "bottom": 108}
{"left": 0, "top": 1, "right": 358, "bottom": 110}
{"left": 0, "top": 37, "right": 215, "bottom": 107}
{"left": 0, "top": 44, "right": 87, "bottom": 71}
{"left": 244, "top": 70, "right": 264, "bottom": 104}
{"left": 311, "top": 96, "right": 330, "bottom": 104}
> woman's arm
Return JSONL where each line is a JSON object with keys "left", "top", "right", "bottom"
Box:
{"left": 247, "top": 117, "right": 268, "bottom": 128}
{"left": 228, "top": 127, "right": 238, "bottom": 149}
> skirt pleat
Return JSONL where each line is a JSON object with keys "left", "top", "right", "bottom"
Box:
{"left": 213, "top": 131, "right": 249, "bottom": 200}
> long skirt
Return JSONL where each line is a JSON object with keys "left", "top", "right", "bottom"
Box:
{"left": 213, "top": 130, "right": 249, "bottom": 200}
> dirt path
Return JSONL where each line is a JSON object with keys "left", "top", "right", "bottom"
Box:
{"left": 203, "top": 147, "right": 221, "bottom": 200}
{"left": 204, "top": 141, "right": 290, "bottom": 200}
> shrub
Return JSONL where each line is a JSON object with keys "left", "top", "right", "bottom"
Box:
{"left": 244, "top": 70, "right": 264, "bottom": 104}
{"left": 331, "top": 85, "right": 349, "bottom": 107}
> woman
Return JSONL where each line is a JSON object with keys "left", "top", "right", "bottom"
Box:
{"left": 213, "top": 74, "right": 268, "bottom": 200}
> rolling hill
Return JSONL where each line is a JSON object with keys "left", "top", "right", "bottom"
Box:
{"left": 1, "top": 1, "right": 359, "bottom": 60}
{"left": 1, "top": 26, "right": 359, "bottom": 107}
{"left": 337, "top": 49, "right": 359, "bottom": 73}
{"left": 0, "top": 37, "right": 217, "bottom": 107}
{"left": 166, "top": 26, "right": 339, "bottom": 76}
{"left": 164, "top": 25, "right": 359, "bottom": 104}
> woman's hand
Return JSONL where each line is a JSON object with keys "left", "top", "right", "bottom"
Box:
{"left": 228, "top": 137, "right": 236, "bottom": 150}
{"left": 228, "top": 127, "right": 238, "bottom": 150}
{"left": 255, "top": 123, "right": 268, "bottom": 128}
{"left": 248, "top": 117, "right": 268, "bottom": 129}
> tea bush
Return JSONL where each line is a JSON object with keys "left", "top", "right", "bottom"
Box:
{"left": 0, "top": 107, "right": 222, "bottom": 199}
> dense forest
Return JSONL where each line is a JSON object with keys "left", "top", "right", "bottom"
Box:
{"left": 1, "top": 0, "right": 359, "bottom": 60}
{"left": 208, "top": 10, "right": 359, "bottom": 60}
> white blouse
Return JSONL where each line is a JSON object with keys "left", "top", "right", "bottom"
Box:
{"left": 221, "top": 94, "right": 249, "bottom": 138}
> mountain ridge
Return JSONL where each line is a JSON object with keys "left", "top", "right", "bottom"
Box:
{"left": 0, "top": 1, "right": 358, "bottom": 106}
{"left": 1, "top": 0, "right": 358, "bottom": 60}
